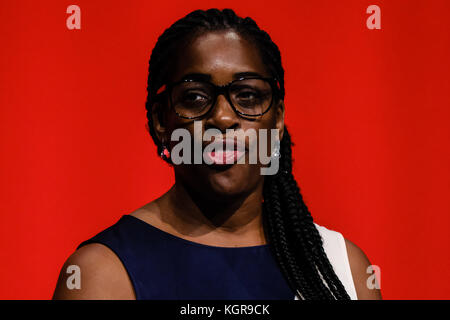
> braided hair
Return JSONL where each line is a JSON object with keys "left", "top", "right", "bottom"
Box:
{"left": 144, "top": 8, "right": 351, "bottom": 300}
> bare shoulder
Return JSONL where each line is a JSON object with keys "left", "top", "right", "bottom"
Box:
{"left": 129, "top": 199, "right": 165, "bottom": 227}
{"left": 344, "top": 238, "right": 382, "bottom": 300}
{"left": 52, "top": 243, "right": 135, "bottom": 300}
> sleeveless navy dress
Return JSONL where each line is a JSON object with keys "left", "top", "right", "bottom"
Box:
{"left": 77, "top": 215, "right": 296, "bottom": 300}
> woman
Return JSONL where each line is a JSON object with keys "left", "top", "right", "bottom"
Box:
{"left": 53, "top": 8, "right": 381, "bottom": 300}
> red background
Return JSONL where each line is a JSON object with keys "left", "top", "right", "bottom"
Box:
{"left": 1, "top": 0, "right": 449, "bottom": 299}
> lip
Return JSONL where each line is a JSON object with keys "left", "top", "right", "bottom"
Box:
{"left": 203, "top": 138, "right": 247, "bottom": 165}
{"left": 205, "top": 149, "right": 246, "bottom": 165}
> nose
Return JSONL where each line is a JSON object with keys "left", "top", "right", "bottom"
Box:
{"left": 204, "top": 94, "right": 240, "bottom": 133}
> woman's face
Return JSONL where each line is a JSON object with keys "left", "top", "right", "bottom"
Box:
{"left": 153, "top": 30, "right": 284, "bottom": 202}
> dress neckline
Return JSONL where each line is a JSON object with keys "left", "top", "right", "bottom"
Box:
{"left": 123, "top": 214, "right": 270, "bottom": 250}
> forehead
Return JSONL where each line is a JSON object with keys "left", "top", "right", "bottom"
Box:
{"left": 169, "top": 30, "right": 270, "bottom": 84}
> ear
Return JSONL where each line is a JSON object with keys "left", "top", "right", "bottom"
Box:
{"left": 275, "top": 99, "right": 285, "bottom": 141}
{"left": 151, "top": 101, "right": 167, "bottom": 143}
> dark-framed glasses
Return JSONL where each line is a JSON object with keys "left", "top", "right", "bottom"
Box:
{"left": 156, "top": 77, "right": 280, "bottom": 119}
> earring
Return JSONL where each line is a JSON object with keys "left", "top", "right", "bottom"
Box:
{"left": 160, "top": 144, "right": 171, "bottom": 161}
{"left": 272, "top": 140, "right": 281, "bottom": 159}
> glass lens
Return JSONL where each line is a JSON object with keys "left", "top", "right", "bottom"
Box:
{"left": 230, "top": 79, "right": 273, "bottom": 115}
{"left": 171, "top": 81, "right": 214, "bottom": 118}
{"left": 170, "top": 79, "right": 274, "bottom": 118}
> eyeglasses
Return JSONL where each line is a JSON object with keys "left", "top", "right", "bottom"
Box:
{"left": 155, "top": 77, "right": 280, "bottom": 119}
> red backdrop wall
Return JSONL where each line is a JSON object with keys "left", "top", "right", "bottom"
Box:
{"left": 0, "top": 0, "right": 449, "bottom": 299}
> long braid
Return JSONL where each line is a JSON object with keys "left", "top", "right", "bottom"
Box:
{"left": 270, "top": 128, "right": 344, "bottom": 299}
{"left": 279, "top": 129, "right": 350, "bottom": 299}
{"left": 144, "top": 8, "right": 351, "bottom": 300}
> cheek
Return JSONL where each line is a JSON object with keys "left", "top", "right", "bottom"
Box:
{"left": 165, "top": 111, "right": 184, "bottom": 132}
{"left": 242, "top": 113, "right": 280, "bottom": 157}
{"left": 165, "top": 114, "right": 197, "bottom": 146}
{"left": 243, "top": 108, "right": 279, "bottom": 132}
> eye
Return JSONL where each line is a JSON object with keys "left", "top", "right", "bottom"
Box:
{"left": 182, "top": 91, "right": 209, "bottom": 103}
{"left": 236, "top": 90, "right": 258, "bottom": 100}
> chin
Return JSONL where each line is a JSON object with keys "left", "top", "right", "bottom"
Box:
{"left": 203, "top": 164, "right": 260, "bottom": 199}
{"left": 176, "top": 163, "right": 262, "bottom": 201}
{"left": 207, "top": 175, "right": 243, "bottom": 198}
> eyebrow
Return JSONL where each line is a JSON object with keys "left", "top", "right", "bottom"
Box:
{"left": 180, "top": 71, "right": 267, "bottom": 82}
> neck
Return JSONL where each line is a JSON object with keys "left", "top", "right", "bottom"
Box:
{"left": 158, "top": 177, "right": 266, "bottom": 245}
